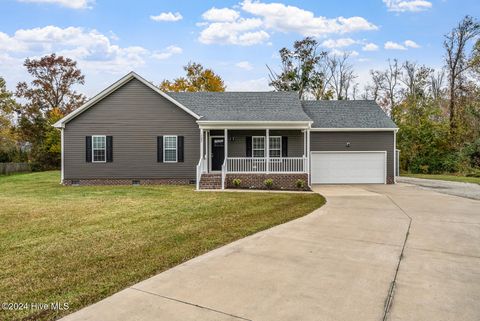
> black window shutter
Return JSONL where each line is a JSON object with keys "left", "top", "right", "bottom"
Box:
{"left": 86, "top": 136, "right": 92, "bottom": 162}
{"left": 157, "top": 136, "right": 163, "bottom": 162}
{"left": 246, "top": 136, "right": 252, "bottom": 157}
{"left": 177, "top": 136, "right": 184, "bottom": 162}
{"left": 106, "top": 136, "right": 113, "bottom": 162}
{"left": 282, "top": 136, "right": 288, "bottom": 157}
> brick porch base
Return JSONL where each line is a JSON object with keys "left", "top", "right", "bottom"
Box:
{"left": 225, "top": 173, "right": 309, "bottom": 191}
{"left": 63, "top": 178, "right": 193, "bottom": 186}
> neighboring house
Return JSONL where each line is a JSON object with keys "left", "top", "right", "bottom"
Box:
{"left": 53, "top": 72, "right": 398, "bottom": 190}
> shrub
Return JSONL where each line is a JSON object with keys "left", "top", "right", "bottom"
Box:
{"left": 264, "top": 178, "right": 273, "bottom": 189}
{"left": 296, "top": 179, "right": 306, "bottom": 189}
{"left": 232, "top": 178, "right": 241, "bottom": 188}
{"left": 419, "top": 165, "right": 429, "bottom": 174}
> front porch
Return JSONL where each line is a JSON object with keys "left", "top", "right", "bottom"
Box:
{"left": 196, "top": 128, "right": 310, "bottom": 190}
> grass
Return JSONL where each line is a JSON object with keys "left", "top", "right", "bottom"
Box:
{"left": 0, "top": 171, "right": 325, "bottom": 321}
{"left": 402, "top": 173, "right": 480, "bottom": 185}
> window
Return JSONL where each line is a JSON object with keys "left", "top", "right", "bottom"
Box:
{"left": 252, "top": 136, "right": 265, "bottom": 157}
{"left": 269, "top": 136, "right": 281, "bottom": 158}
{"left": 164, "top": 136, "right": 177, "bottom": 162}
{"left": 251, "top": 136, "right": 282, "bottom": 158}
{"left": 92, "top": 135, "right": 106, "bottom": 162}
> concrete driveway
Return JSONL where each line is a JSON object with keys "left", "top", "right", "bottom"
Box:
{"left": 397, "top": 176, "right": 480, "bottom": 200}
{"left": 62, "top": 183, "right": 480, "bottom": 321}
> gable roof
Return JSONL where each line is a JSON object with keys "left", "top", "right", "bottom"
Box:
{"left": 53, "top": 71, "right": 200, "bottom": 128}
{"left": 301, "top": 100, "right": 397, "bottom": 129}
{"left": 168, "top": 91, "right": 312, "bottom": 122}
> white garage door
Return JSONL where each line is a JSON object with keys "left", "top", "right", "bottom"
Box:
{"left": 311, "top": 151, "right": 386, "bottom": 184}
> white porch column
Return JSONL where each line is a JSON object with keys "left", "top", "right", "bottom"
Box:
{"left": 303, "top": 130, "right": 306, "bottom": 157}
{"left": 224, "top": 129, "right": 228, "bottom": 159}
{"left": 306, "top": 129, "right": 311, "bottom": 185}
{"left": 266, "top": 128, "right": 270, "bottom": 174}
{"left": 206, "top": 130, "right": 210, "bottom": 172}
{"left": 200, "top": 128, "right": 204, "bottom": 168}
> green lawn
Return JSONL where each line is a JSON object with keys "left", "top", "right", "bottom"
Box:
{"left": 402, "top": 173, "right": 480, "bottom": 185}
{"left": 0, "top": 171, "right": 324, "bottom": 321}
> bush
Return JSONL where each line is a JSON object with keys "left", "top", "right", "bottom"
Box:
{"left": 232, "top": 178, "right": 241, "bottom": 188}
{"left": 419, "top": 165, "right": 429, "bottom": 174}
{"left": 466, "top": 169, "right": 480, "bottom": 178}
{"left": 264, "top": 178, "right": 273, "bottom": 189}
{"left": 295, "top": 179, "right": 306, "bottom": 189}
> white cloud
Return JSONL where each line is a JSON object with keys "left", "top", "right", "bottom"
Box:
{"left": 235, "top": 61, "right": 253, "bottom": 70}
{"left": 321, "top": 38, "right": 357, "bottom": 48}
{"left": 199, "top": 18, "right": 269, "bottom": 46}
{"left": 226, "top": 77, "right": 271, "bottom": 91}
{"left": 383, "top": 0, "right": 432, "bottom": 12}
{"left": 0, "top": 26, "right": 172, "bottom": 74}
{"left": 384, "top": 41, "right": 407, "bottom": 50}
{"left": 150, "top": 12, "right": 183, "bottom": 22}
{"left": 17, "top": 0, "right": 93, "bottom": 9}
{"left": 362, "top": 43, "right": 379, "bottom": 51}
{"left": 404, "top": 39, "right": 420, "bottom": 48}
{"left": 202, "top": 7, "right": 240, "bottom": 22}
{"left": 152, "top": 45, "right": 183, "bottom": 60}
{"left": 330, "top": 49, "right": 359, "bottom": 57}
{"left": 197, "top": 0, "right": 377, "bottom": 46}
{"left": 240, "top": 0, "right": 377, "bottom": 36}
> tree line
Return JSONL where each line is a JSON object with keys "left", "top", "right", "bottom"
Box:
{"left": 268, "top": 16, "right": 480, "bottom": 175}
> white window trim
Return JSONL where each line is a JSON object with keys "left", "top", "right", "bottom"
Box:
{"left": 251, "top": 136, "right": 282, "bottom": 158}
{"left": 92, "top": 135, "right": 107, "bottom": 163}
{"left": 269, "top": 136, "right": 282, "bottom": 158}
{"left": 252, "top": 136, "right": 265, "bottom": 158}
{"left": 163, "top": 135, "right": 178, "bottom": 163}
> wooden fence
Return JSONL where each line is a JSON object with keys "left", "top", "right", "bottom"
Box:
{"left": 0, "top": 163, "right": 31, "bottom": 175}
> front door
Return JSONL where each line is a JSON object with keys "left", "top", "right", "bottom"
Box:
{"left": 211, "top": 137, "right": 225, "bottom": 171}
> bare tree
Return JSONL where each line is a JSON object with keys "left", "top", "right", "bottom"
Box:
{"left": 401, "top": 61, "right": 432, "bottom": 99}
{"left": 382, "top": 59, "right": 402, "bottom": 113}
{"left": 443, "top": 15, "right": 480, "bottom": 132}
{"left": 311, "top": 54, "right": 333, "bottom": 100}
{"left": 428, "top": 69, "right": 446, "bottom": 101}
{"left": 367, "top": 59, "right": 401, "bottom": 119}
{"left": 365, "top": 70, "right": 384, "bottom": 101}
{"left": 327, "top": 52, "right": 357, "bottom": 100}
{"left": 352, "top": 83, "right": 359, "bottom": 100}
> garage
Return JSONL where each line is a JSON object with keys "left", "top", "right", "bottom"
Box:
{"left": 311, "top": 151, "right": 386, "bottom": 184}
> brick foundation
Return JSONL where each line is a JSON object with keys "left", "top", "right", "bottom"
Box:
{"left": 63, "top": 178, "right": 193, "bottom": 186}
{"left": 387, "top": 176, "right": 395, "bottom": 184}
{"left": 225, "top": 173, "right": 310, "bottom": 191}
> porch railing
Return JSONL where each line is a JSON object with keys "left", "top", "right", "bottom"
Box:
{"left": 226, "top": 157, "right": 307, "bottom": 173}
{"left": 196, "top": 157, "right": 206, "bottom": 190}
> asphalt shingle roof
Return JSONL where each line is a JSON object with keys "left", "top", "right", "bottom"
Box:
{"left": 168, "top": 91, "right": 311, "bottom": 122}
{"left": 302, "top": 100, "right": 397, "bottom": 129}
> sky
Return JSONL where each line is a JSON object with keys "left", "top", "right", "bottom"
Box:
{"left": 1, "top": 0, "right": 479, "bottom": 97}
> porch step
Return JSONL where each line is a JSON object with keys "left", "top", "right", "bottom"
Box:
{"left": 200, "top": 174, "right": 222, "bottom": 189}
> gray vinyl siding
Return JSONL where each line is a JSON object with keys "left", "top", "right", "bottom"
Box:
{"left": 310, "top": 131, "right": 395, "bottom": 179}
{"left": 226, "top": 130, "right": 304, "bottom": 157}
{"left": 64, "top": 78, "right": 199, "bottom": 180}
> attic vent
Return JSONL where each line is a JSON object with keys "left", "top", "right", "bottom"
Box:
{"left": 132, "top": 180, "right": 141, "bottom": 186}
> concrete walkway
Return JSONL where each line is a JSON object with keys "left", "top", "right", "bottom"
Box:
{"left": 62, "top": 184, "right": 480, "bottom": 321}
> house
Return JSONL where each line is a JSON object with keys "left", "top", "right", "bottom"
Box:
{"left": 53, "top": 72, "right": 398, "bottom": 190}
